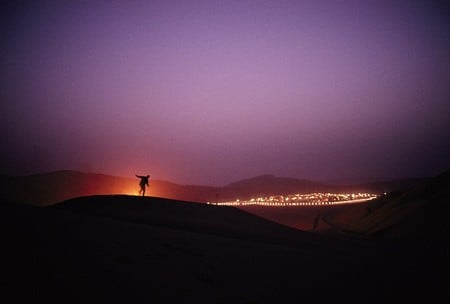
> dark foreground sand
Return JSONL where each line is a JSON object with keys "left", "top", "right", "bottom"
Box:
{"left": 2, "top": 195, "right": 447, "bottom": 304}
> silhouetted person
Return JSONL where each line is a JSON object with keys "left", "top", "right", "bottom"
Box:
{"left": 135, "top": 174, "right": 150, "bottom": 196}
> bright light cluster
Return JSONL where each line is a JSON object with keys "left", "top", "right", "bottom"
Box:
{"left": 208, "top": 192, "right": 378, "bottom": 206}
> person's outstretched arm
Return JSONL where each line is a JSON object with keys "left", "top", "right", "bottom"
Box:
{"left": 136, "top": 174, "right": 144, "bottom": 178}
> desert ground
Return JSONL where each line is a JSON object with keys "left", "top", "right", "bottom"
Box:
{"left": 2, "top": 170, "right": 449, "bottom": 303}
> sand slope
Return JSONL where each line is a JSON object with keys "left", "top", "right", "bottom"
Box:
{"left": 325, "top": 169, "right": 450, "bottom": 239}
{"left": 2, "top": 194, "right": 448, "bottom": 303}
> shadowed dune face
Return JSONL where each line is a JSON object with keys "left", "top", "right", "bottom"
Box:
{"left": 238, "top": 203, "right": 370, "bottom": 232}
{"left": 2, "top": 194, "right": 448, "bottom": 303}
{"left": 324, "top": 169, "right": 450, "bottom": 239}
{"left": 53, "top": 195, "right": 317, "bottom": 246}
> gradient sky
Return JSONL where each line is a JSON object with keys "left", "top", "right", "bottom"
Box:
{"left": 1, "top": 0, "right": 449, "bottom": 185}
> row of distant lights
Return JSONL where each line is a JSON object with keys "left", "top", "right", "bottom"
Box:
{"left": 207, "top": 193, "right": 379, "bottom": 207}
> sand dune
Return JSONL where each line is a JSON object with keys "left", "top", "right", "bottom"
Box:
{"left": 2, "top": 192, "right": 448, "bottom": 303}
{"left": 324, "top": 169, "right": 450, "bottom": 239}
{"left": 53, "top": 195, "right": 317, "bottom": 246}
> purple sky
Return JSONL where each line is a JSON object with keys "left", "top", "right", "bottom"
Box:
{"left": 1, "top": 1, "right": 449, "bottom": 185}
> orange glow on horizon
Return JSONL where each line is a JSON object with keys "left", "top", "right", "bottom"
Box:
{"left": 120, "top": 184, "right": 141, "bottom": 196}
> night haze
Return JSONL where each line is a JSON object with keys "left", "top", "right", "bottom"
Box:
{"left": 1, "top": 0, "right": 449, "bottom": 185}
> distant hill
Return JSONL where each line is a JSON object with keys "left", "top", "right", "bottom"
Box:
{"left": 0, "top": 170, "right": 425, "bottom": 206}
{"left": 220, "top": 174, "right": 333, "bottom": 200}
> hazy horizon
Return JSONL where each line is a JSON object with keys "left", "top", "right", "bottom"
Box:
{"left": 1, "top": 1, "right": 449, "bottom": 186}
{"left": 0, "top": 167, "right": 437, "bottom": 188}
